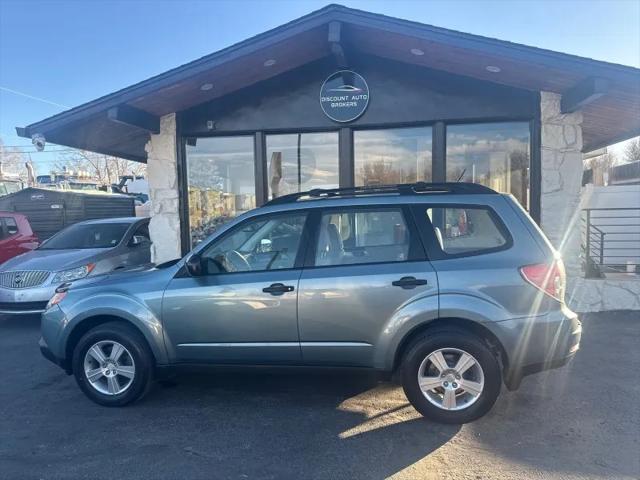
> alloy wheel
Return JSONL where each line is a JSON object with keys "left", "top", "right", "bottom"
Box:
{"left": 417, "top": 347, "right": 484, "bottom": 411}
{"left": 83, "top": 340, "right": 136, "bottom": 395}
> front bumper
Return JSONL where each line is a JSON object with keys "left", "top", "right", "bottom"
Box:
{"left": 39, "top": 336, "right": 69, "bottom": 372}
{"left": 0, "top": 285, "right": 56, "bottom": 314}
{"left": 39, "top": 304, "right": 71, "bottom": 373}
{"left": 0, "top": 301, "right": 49, "bottom": 314}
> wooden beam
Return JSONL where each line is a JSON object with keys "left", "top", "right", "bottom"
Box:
{"left": 583, "top": 126, "right": 640, "bottom": 152}
{"left": 561, "top": 77, "right": 610, "bottom": 113}
{"left": 328, "top": 20, "right": 341, "bottom": 43}
{"left": 328, "top": 21, "right": 348, "bottom": 68}
{"left": 107, "top": 104, "right": 160, "bottom": 134}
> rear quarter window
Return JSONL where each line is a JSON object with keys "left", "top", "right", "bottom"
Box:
{"left": 424, "top": 206, "right": 510, "bottom": 256}
{"left": 5, "top": 218, "right": 18, "bottom": 235}
{"left": 0, "top": 217, "right": 18, "bottom": 239}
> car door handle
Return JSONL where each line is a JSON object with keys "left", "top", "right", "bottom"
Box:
{"left": 392, "top": 276, "right": 428, "bottom": 289}
{"left": 262, "top": 283, "right": 295, "bottom": 296}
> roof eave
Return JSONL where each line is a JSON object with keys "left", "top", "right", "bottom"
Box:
{"left": 15, "top": 3, "right": 640, "bottom": 154}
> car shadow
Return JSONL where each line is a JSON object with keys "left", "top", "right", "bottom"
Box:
{"left": 133, "top": 368, "right": 461, "bottom": 479}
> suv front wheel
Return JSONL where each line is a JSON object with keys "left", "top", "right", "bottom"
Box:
{"left": 401, "top": 329, "right": 501, "bottom": 424}
{"left": 72, "top": 322, "right": 154, "bottom": 406}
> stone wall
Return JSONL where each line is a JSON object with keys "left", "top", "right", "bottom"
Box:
{"left": 539, "top": 92, "right": 640, "bottom": 312}
{"left": 145, "top": 113, "right": 182, "bottom": 264}
{"left": 539, "top": 91, "right": 584, "bottom": 278}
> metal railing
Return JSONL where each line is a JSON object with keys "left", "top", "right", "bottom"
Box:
{"left": 583, "top": 207, "right": 640, "bottom": 278}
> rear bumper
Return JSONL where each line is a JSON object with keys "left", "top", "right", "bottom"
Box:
{"left": 486, "top": 305, "right": 582, "bottom": 390}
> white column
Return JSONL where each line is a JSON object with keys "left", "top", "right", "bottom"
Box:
{"left": 145, "top": 113, "right": 182, "bottom": 264}
{"left": 539, "top": 91, "right": 584, "bottom": 277}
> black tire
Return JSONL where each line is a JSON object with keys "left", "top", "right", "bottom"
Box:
{"left": 401, "top": 328, "right": 501, "bottom": 424}
{"left": 72, "top": 322, "right": 154, "bottom": 407}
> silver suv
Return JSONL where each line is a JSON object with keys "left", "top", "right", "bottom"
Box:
{"left": 39, "top": 183, "right": 581, "bottom": 424}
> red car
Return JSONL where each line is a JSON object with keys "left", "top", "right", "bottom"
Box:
{"left": 0, "top": 212, "right": 39, "bottom": 264}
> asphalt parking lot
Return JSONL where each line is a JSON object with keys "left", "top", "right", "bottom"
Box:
{"left": 1, "top": 311, "right": 638, "bottom": 480}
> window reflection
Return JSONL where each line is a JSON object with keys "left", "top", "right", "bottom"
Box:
{"left": 355, "top": 127, "right": 432, "bottom": 186}
{"left": 186, "top": 136, "right": 256, "bottom": 246}
{"left": 266, "top": 133, "right": 339, "bottom": 199}
{"left": 446, "top": 122, "right": 530, "bottom": 208}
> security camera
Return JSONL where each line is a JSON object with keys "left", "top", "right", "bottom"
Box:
{"left": 32, "top": 133, "right": 46, "bottom": 152}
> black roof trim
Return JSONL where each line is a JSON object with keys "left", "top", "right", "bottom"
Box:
{"left": 264, "top": 182, "right": 498, "bottom": 206}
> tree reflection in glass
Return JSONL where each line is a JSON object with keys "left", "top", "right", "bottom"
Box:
{"left": 355, "top": 127, "right": 432, "bottom": 186}
{"left": 186, "top": 136, "right": 256, "bottom": 246}
{"left": 446, "top": 122, "right": 530, "bottom": 209}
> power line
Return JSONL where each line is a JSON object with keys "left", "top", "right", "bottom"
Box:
{"left": 0, "top": 144, "right": 41, "bottom": 149}
{"left": 1, "top": 148, "right": 79, "bottom": 153}
{"left": 1, "top": 142, "right": 81, "bottom": 150}
{"left": 0, "top": 86, "right": 70, "bottom": 109}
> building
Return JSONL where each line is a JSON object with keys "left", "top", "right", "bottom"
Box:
{"left": 16, "top": 5, "right": 640, "bottom": 306}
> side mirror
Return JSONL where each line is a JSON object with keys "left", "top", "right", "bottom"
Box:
{"left": 185, "top": 254, "right": 203, "bottom": 276}
{"left": 130, "top": 235, "right": 149, "bottom": 247}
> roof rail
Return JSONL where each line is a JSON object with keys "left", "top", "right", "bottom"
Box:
{"left": 264, "top": 182, "right": 497, "bottom": 206}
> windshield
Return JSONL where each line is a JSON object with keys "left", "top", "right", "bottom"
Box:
{"left": 40, "top": 223, "right": 130, "bottom": 250}
{"left": 69, "top": 183, "right": 99, "bottom": 190}
{"left": 0, "top": 181, "right": 20, "bottom": 195}
{"left": 36, "top": 175, "right": 53, "bottom": 184}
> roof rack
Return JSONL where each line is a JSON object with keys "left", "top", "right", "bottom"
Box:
{"left": 264, "top": 182, "right": 497, "bottom": 206}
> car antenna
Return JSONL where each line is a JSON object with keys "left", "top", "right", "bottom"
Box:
{"left": 456, "top": 168, "right": 466, "bottom": 182}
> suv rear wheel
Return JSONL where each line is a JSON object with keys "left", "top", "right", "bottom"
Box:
{"left": 72, "top": 322, "right": 154, "bottom": 406}
{"left": 401, "top": 329, "right": 501, "bottom": 423}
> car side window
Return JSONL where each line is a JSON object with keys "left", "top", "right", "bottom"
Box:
{"left": 0, "top": 218, "right": 8, "bottom": 240}
{"left": 132, "top": 223, "right": 150, "bottom": 240}
{"left": 4, "top": 217, "right": 18, "bottom": 235}
{"left": 315, "top": 208, "right": 411, "bottom": 266}
{"left": 425, "top": 206, "right": 508, "bottom": 255}
{"left": 201, "top": 212, "right": 307, "bottom": 274}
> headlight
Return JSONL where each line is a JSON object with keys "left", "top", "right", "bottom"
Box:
{"left": 52, "top": 263, "right": 95, "bottom": 283}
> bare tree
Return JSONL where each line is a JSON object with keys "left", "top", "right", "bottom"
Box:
{"left": 623, "top": 137, "right": 640, "bottom": 163}
{"left": 585, "top": 151, "right": 617, "bottom": 171}
{"left": 0, "top": 138, "right": 29, "bottom": 180}
{"left": 54, "top": 150, "right": 146, "bottom": 186}
{"left": 359, "top": 160, "right": 419, "bottom": 185}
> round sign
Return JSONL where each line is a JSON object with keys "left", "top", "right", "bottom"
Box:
{"left": 320, "top": 70, "right": 369, "bottom": 123}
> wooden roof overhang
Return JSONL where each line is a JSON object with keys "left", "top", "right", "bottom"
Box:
{"left": 17, "top": 4, "right": 640, "bottom": 162}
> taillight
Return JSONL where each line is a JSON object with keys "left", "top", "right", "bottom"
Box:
{"left": 520, "top": 259, "right": 566, "bottom": 302}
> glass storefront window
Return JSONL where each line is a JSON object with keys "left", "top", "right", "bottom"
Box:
{"left": 446, "top": 122, "right": 530, "bottom": 208}
{"left": 354, "top": 127, "right": 432, "bottom": 186}
{"left": 266, "top": 132, "right": 339, "bottom": 199}
{"left": 186, "top": 136, "right": 256, "bottom": 246}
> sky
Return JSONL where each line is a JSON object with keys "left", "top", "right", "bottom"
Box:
{"left": 1, "top": 0, "right": 639, "bottom": 170}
